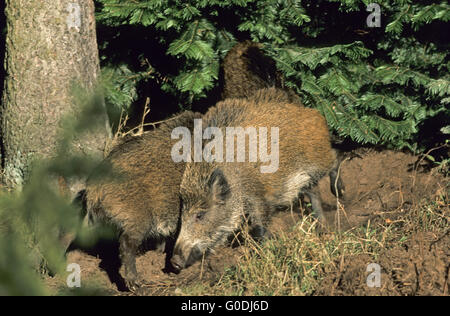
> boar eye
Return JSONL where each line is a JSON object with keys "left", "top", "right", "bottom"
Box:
{"left": 195, "top": 211, "right": 206, "bottom": 221}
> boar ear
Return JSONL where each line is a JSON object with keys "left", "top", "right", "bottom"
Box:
{"left": 207, "top": 168, "right": 230, "bottom": 202}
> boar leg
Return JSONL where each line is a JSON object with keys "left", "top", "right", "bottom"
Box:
{"left": 119, "top": 233, "right": 142, "bottom": 291}
{"left": 305, "top": 189, "right": 324, "bottom": 220}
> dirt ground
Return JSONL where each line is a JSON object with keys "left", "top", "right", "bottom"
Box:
{"left": 44, "top": 149, "right": 449, "bottom": 296}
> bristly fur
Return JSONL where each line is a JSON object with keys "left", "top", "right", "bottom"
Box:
{"left": 221, "top": 40, "right": 301, "bottom": 103}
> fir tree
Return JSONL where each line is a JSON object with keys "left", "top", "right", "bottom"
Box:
{"left": 95, "top": 0, "right": 449, "bottom": 152}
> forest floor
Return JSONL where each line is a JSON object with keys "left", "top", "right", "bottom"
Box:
{"left": 43, "top": 148, "right": 449, "bottom": 296}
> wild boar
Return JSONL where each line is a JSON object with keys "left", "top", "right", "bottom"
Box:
{"left": 171, "top": 90, "right": 337, "bottom": 271}
{"left": 84, "top": 110, "right": 200, "bottom": 291}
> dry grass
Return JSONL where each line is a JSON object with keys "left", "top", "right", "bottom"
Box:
{"left": 105, "top": 97, "right": 189, "bottom": 155}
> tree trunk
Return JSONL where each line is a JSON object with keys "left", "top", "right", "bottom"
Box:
{"left": 1, "top": 0, "right": 111, "bottom": 194}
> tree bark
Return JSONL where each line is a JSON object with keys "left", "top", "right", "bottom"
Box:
{"left": 1, "top": 0, "right": 110, "bottom": 194}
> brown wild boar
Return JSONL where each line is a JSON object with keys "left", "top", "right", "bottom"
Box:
{"left": 170, "top": 88, "right": 338, "bottom": 271}
{"left": 222, "top": 40, "right": 344, "bottom": 198}
{"left": 84, "top": 110, "right": 200, "bottom": 291}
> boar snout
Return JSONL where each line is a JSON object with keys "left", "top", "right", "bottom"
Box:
{"left": 171, "top": 244, "right": 203, "bottom": 272}
{"left": 170, "top": 254, "right": 184, "bottom": 272}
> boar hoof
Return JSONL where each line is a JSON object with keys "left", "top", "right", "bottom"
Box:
{"left": 124, "top": 274, "right": 144, "bottom": 292}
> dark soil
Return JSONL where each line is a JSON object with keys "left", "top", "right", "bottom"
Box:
{"left": 318, "top": 231, "right": 449, "bottom": 296}
{"left": 43, "top": 149, "right": 449, "bottom": 296}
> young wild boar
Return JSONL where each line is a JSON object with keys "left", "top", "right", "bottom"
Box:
{"left": 170, "top": 88, "right": 338, "bottom": 271}
{"left": 222, "top": 40, "right": 344, "bottom": 198}
{"left": 222, "top": 40, "right": 280, "bottom": 99}
{"left": 84, "top": 110, "right": 200, "bottom": 291}
{"left": 222, "top": 40, "right": 301, "bottom": 103}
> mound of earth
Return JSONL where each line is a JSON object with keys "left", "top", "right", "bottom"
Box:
{"left": 317, "top": 231, "right": 449, "bottom": 296}
{"left": 318, "top": 148, "right": 446, "bottom": 229}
